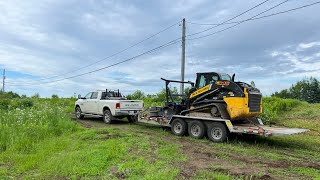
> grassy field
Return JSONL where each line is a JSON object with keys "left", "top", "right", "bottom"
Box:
{"left": 0, "top": 97, "right": 319, "bottom": 179}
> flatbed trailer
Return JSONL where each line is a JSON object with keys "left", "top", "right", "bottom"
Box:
{"left": 137, "top": 78, "right": 308, "bottom": 142}
{"left": 138, "top": 111, "right": 308, "bottom": 142}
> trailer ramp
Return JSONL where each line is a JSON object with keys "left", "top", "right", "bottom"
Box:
{"left": 231, "top": 124, "right": 309, "bottom": 136}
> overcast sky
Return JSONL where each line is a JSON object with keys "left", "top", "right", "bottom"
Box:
{"left": 0, "top": 0, "right": 320, "bottom": 97}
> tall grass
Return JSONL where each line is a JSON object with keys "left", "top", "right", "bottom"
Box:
{"left": 0, "top": 98, "right": 78, "bottom": 153}
{"left": 260, "top": 97, "right": 303, "bottom": 123}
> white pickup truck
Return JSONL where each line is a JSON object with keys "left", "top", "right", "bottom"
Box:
{"left": 75, "top": 90, "right": 143, "bottom": 123}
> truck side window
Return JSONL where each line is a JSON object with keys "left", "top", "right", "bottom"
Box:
{"left": 91, "top": 92, "right": 98, "bottom": 99}
{"left": 84, "top": 92, "right": 93, "bottom": 99}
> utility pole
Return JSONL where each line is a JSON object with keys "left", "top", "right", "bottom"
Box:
{"left": 2, "top": 69, "right": 5, "bottom": 92}
{"left": 180, "top": 18, "right": 186, "bottom": 95}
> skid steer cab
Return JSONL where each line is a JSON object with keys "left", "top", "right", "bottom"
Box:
{"left": 185, "top": 72, "right": 263, "bottom": 121}
{"left": 137, "top": 72, "right": 308, "bottom": 143}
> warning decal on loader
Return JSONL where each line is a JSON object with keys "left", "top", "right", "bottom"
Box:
{"left": 190, "top": 84, "right": 210, "bottom": 99}
{"left": 216, "top": 81, "right": 230, "bottom": 86}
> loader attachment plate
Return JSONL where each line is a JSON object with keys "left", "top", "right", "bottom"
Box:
{"left": 232, "top": 124, "right": 309, "bottom": 136}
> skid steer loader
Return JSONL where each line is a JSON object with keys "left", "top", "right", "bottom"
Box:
{"left": 137, "top": 72, "right": 307, "bottom": 142}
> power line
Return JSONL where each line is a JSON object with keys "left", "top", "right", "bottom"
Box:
{"left": 187, "top": 0, "right": 290, "bottom": 41}
{"left": 7, "top": 38, "right": 182, "bottom": 86}
{"left": 186, "top": 0, "right": 271, "bottom": 37}
{"left": 187, "top": 1, "right": 320, "bottom": 26}
{"left": 8, "top": 1, "right": 316, "bottom": 86}
{"left": 8, "top": 1, "right": 271, "bottom": 86}
{"left": 32, "top": 20, "right": 182, "bottom": 81}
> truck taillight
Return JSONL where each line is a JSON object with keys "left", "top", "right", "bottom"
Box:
{"left": 116, "top": 103, "right": 120, "bottom": 109}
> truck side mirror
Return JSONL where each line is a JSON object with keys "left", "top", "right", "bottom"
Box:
{"left": 78, "top": 94, "right": 81, "bottom": 99}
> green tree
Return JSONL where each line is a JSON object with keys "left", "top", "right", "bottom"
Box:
{"left": 0, "top": 91, "right": 20, "bottom": 99}
{"left": 272, "top": 77, "right": 320, "bottom": 103}
{"left": 32, "top": 93, "right": 40, "bottom": 98}
{"left": 52, "top": 94, "right": 59, "bottom": 98}
{"left": 21, "top": 94, "right": 27, "bottom": 98}
{"left": 126, "top": 90, "right": 145, "bottom": 100}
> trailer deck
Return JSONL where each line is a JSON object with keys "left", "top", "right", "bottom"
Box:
{"left": 138, "top": 113, "right": 309, "bottom": 138}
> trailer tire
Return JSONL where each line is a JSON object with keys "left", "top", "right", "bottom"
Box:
{"left": 75, "top": 106, "right": 84, "bottom": 120}
{"left": 103, "top": 109, "right": 113, "bottom": 124}
{"left": 188, "top": 120, "right": 205, "bottom": 139}
{"left": 171, "top": 118, "right": 187, "bottom": 136}
{"left": 207, "top": 122, "right": 229, "bottom": 142}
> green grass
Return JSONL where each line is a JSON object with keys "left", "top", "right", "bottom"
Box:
{"left": 0, "top": 128, "right": 183, "bottom": 179}
{"left": 288, "top": 167, "right": 320, "bottom": 178}
{"left": 192, "top": 170, "right": 233, "bottom": 180}
{"left": 0, "top": 97, "right": 320, "bottom": 179}
{"left": 0, "top": 98, "right": 78, "bottom": 153}
{"left": 0, "top": 98, "right": 184, "bottom": 179}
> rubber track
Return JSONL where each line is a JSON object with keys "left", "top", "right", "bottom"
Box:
{"left": 213, "top": 103, "right": 231, "bottom": 120}
{"left": 181, "top": 102, "right": 231, "bottom": 120}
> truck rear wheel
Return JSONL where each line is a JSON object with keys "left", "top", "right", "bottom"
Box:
{"left": 188, "top": 120, "right": 205, "bottom": 139}
{"left": 103, "top": 109, "right": 113, "bottom": 124}
{"left": 75, "top": 106, "right": 84, "bottom": 120}
{"left": 171, "top": 118, "right": 187, "bottom": 136}
{"left": 207, "top": 122, "right": 229, "bottom": 142}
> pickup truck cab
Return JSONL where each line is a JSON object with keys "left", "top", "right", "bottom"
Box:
{"left": 75, "top": 90, "right": 143, "bottom": 123}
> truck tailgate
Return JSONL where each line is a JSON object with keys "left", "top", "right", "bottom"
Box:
{"left": 120, "top": 100, "right": 143, "bottom": 109}
{"left": 231, "top": 124, "right": 309, "bottom": 136}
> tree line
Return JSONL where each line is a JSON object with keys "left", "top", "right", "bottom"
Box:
{"left": 272, "top": 77, "right": 320, "bottom": 103}
{"left": 126, "top": 77, "right": 320, "bottom": 104}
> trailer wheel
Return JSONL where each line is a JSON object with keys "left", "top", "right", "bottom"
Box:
{"left": 207, "top": 122, "right": 229, "bottom": 142}
{"left": 75, "top": 106, "right": 84, "bottom": 120}
{"left": 103, "top": 109, "right": 113, "bottom": 124}
{"left": 188, "top": 120, "right": 205, "bottom": 139}
{"left": 171, "top": 118, "right": 187, "bottom": 136}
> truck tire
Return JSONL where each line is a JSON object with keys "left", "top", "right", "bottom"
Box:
{"left": 127, "top": 115, "right": 137, "bottom": 123}
{"left": 103, "top": 109, "right": 113, "bottom": 124}
{"left": 75, "top": 106, "right": 84, "bottom": 120}
{"left": 188, "top": 120, "right": 205, "bottom": 139}
{"left": 207, "top": 122, "right": 229, "bottom": 143}
{"left": 171, "top": 118, "right": 187, "bottom": 136}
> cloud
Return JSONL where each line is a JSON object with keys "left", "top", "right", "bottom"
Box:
{"left": 79, "top": 1, "right": 143, "bottom": 37}
{"left": 1, "top": 0, "right": 320, "bottom": 97}
{"left": 298, "top": 41, "right": 320, "bottom": 49}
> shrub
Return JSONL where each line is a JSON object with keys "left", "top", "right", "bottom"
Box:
{"left": 18, "top": 98, "right": 33, "bottom": 108}
{"left": 260, "top": 97, "right": 302, "bottom": 123}
{"left": 0, "top": 99, "right": 10, "bottom": 109}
